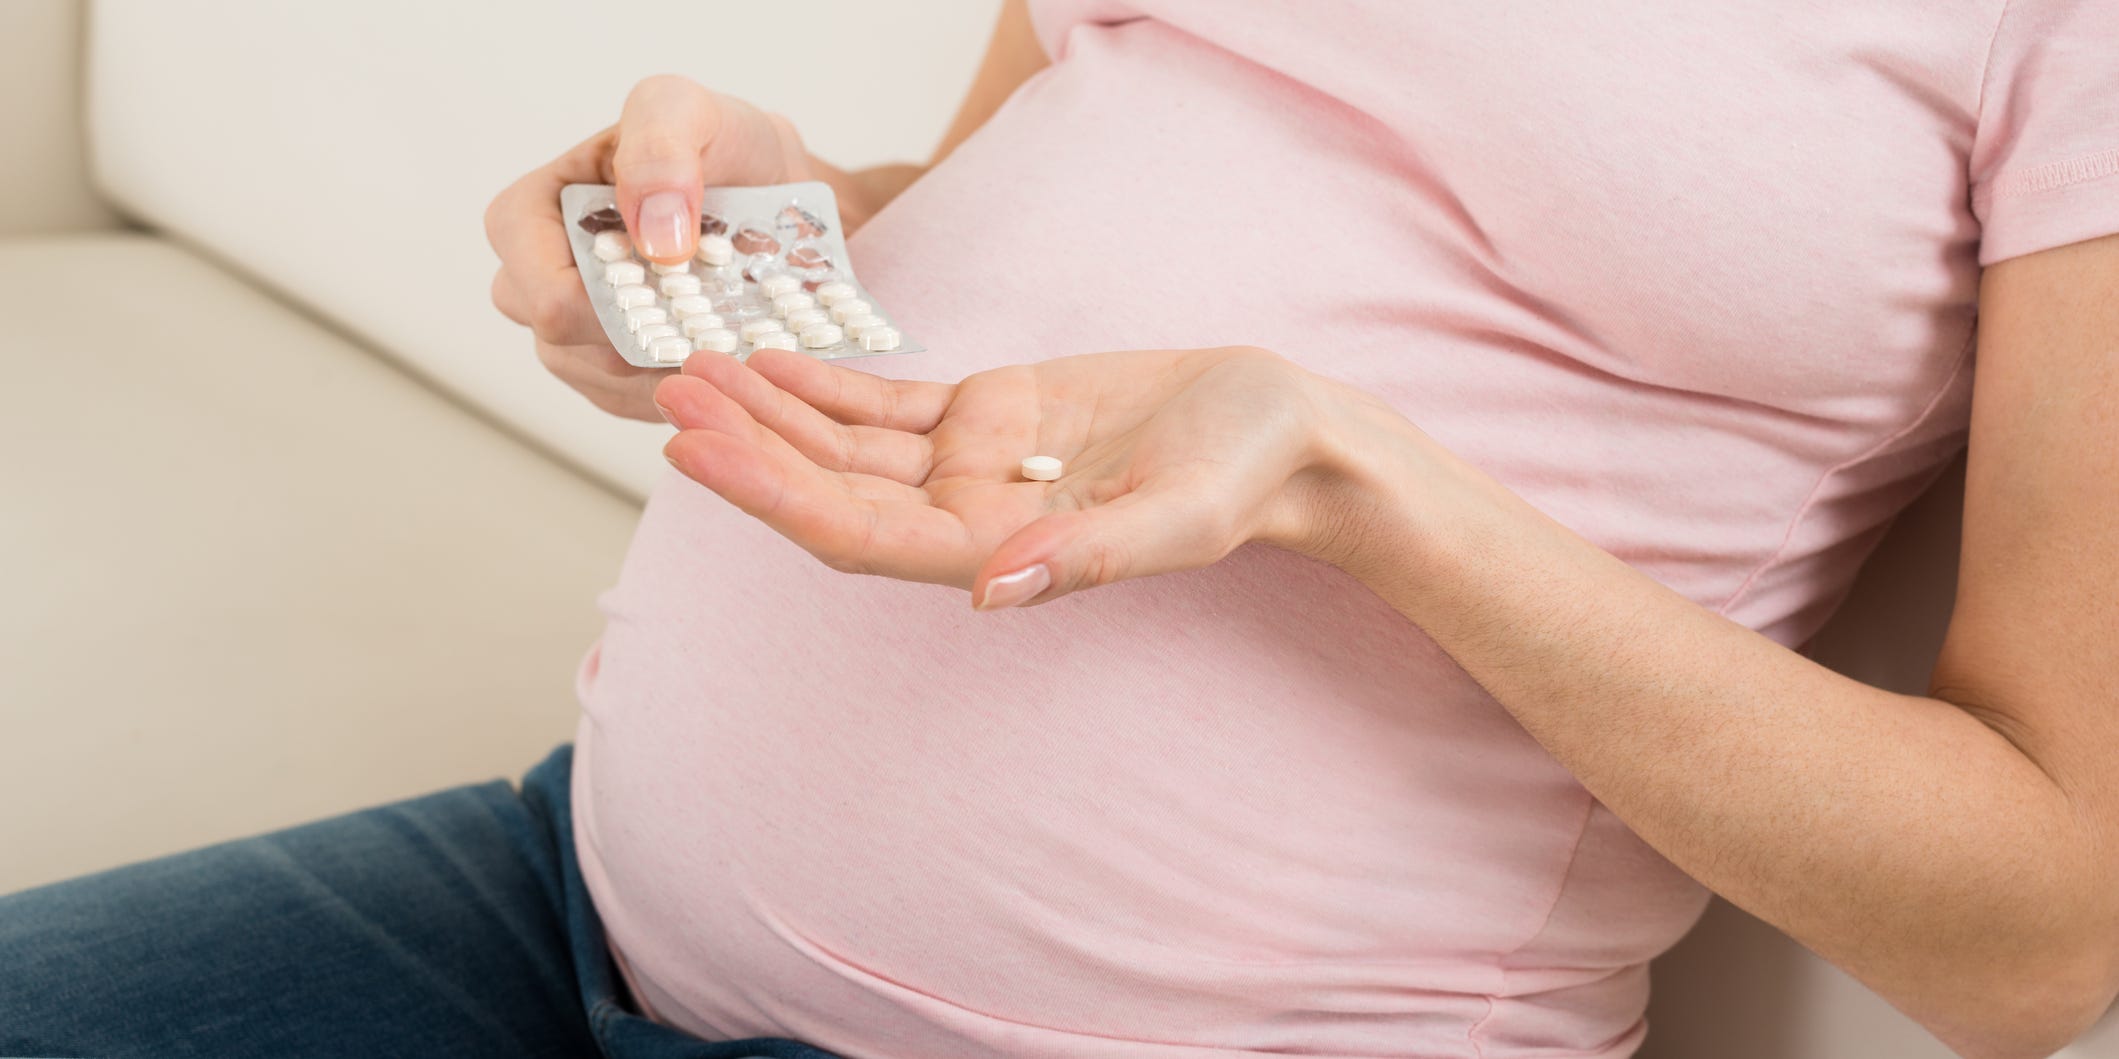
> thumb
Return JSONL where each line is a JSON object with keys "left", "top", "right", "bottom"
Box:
{"left": 613, "top": 75, "right": 715, "bottom": 263}
{"left": 972, "top": 492, "right": 1235, "bottom": 611}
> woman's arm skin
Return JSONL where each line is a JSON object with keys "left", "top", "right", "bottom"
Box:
{"left": 483, "top": 1, "right": 1043, "bottom": 420}
{"left": 1305, "top": 233, "right": 2119, "bottom": 1059}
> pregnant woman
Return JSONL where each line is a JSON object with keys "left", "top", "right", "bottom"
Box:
{"left": 7, "top": 2, "right": 2118, "bottom": 1057}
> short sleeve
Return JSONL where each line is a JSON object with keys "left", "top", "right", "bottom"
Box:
{"left": 1968, "top": 0, "right": 2119, "bottom": 266}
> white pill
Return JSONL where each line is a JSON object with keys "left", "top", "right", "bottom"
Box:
{"left": 624, "top": 306, "right": 669, "bottom": 333}
{"left": 784, "top": 307, "right": 829, "bottom": 332}
{"left": 648, "top": 335, "right": 693, "bottom": 364}
{"left": 692, "top": 328, "right": 739, "bottom": 354}
{"left": 739, "top": 316, "right": 784, "bottom": 341}
{"left": 668, "top": 294, "right": 715, "bottom": 319}
{"left": 813, "top": 281, "right": 858, "bottom": 306}
{"left": 650, "top": 260, "right": 690, "bottom": 276}
{"left": 696, "top": 233, "right": 734, "bottom": 266}
{"left": 592, "top": 230, "right": 631, "bottom": 262}
{"left": 613, "top": 284, "right": 657, "bottom": 309}
{"left": 771, "top": 291, "right": 817, "bottom": 316}
{"left": 659, "top": 273, "right": 702, "bottom": 298}
{"left": 752, "top": 331, "right": 799, "bottom": 352}
{"left": 859, "top": 327, "right": 902, "bottom": 352}
{"left": 680, "top": 313, "right": 727, "bottom": 338}
{"left": 842, "top": 313, "right": 886, "bottom": 339}
{"left": 634, "top": 323, "right": 678, "bottom": 350}
{"left": 758, "top": 273, "right": 803, "bottom": 299}
{"left": 825, "top": 299, "right": 871, "bottom": 324}
{"left": 603, "top": 261, "right": 645, "bottom": 286}
{"left": 799, "top": 323, "right": 845, "bottom": 348}
{"left": 1021, "top": 455, "right": 1062, "bottom": 481}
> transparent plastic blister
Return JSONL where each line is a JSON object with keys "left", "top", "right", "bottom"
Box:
{"left": 561, "top": 181, "right": 921, "bottom": 368}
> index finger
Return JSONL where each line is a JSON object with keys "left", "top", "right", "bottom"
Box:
{"left": 735, "top": 347, "right": 958, "bottom": 433}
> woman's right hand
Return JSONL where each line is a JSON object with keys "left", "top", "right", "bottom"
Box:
{"left": 484, "top": 75, "right": 812, "bottom": 421}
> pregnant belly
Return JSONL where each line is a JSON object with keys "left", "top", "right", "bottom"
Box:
{"left": 571, "top": 19, "right": 1704, "bottom": 1059}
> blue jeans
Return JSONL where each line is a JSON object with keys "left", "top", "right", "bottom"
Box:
{"left": 0, "top": 745, "right": 840, "bottom": 1059}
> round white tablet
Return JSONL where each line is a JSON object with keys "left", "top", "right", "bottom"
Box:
{"left": 1020, "top": 455, "right": 1062, "bottom": 482}
{"left": 813, "top": 281, "right": 858, "bottom": 306}
{"left": 739, "top": 316, "right": 784, "bottom": 341}
{"left": 696, "top": 233, "right": 735, "bottom": 266}
{"left": 771, "top": 291, "right": 817, "bottom": 316}
{"left": 827, "top": 299, "right": 872, "bottom": 324}
{"left": 650, "top": 260, "right": 690, "bottom": 276}
{"left": 799, "top": 323, "right": 845, "bottom": 348}
{"left": 648, "top": 335, "right": 693, "bottom": 363}
{"left": 783, "top": 307, "right": 829, "bottom": 332}
{"left": 758, "top": 273, "right": 803, "bottom": 299}
{"left": 613, "top": 284, "right": 657, "bottom": 309}
{"left": 859, "top": 327, "right": 902, "bottom": 352}
{"left": 680, "top": 313, "right": 727, "bottom": 338}
{"left": 693, "top": 328, "right": 739, "bottom": 354}
{"left": 603, "top": 261, "right": 645, "bottom": 286}
{"left": 658, "top": 273, "right": 702, "bottom": 298}
{"left": 842, "top": 313, "right": 886, "bottom": 339}
{"left": 668, "top": 294, "right": 715, "bottom": 318}
{"left": 623, "top": 306, "right": 669, "bottom": 333}
{"left": 591, "top": 230, "right": 631, "bottom": 262}
{"left": 634, "top": 323, "right": 679, "bottom": 350}
{"left": 752, "top": 331, "right": 799, "bottom": 352}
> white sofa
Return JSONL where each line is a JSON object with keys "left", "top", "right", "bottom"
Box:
{"left": 3, "top": 2, "right": 2108, "bottom": 1055}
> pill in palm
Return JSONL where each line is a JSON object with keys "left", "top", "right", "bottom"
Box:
{"left": 1020, "top": 455, "right": 1063, "bottom": 482}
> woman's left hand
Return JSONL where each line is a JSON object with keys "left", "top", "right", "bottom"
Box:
{"left": 654, "top": 345, "right": 1386, "bottom": 609}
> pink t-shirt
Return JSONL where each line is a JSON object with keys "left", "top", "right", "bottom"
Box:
{"left": 572, "top": 2, "right": 2119, "bottom": 1056}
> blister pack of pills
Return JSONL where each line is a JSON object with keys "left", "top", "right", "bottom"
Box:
{"left": 561, "top": 181, "right": 920, "bottom": 368}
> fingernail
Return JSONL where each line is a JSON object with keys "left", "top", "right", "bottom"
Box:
{"left": 654, "top": 398, "right": 677, "bottom": 426}
{"left": 637, "top": 191, "right": 690, "bottom": 261}
{"left": 976, "top": 564, "right": 1051, "bottom": 611}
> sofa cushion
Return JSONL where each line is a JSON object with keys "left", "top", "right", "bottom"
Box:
{"left": 0, "top": 234, "right": 637, "bottom": 893}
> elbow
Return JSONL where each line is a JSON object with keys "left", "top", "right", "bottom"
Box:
{"left": 1935, "top": 945, "right": 2117, "bottom": 1059}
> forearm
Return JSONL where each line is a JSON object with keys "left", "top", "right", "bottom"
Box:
{"left": 1298, "top": 391, "right": 2111, "bottom": 1056}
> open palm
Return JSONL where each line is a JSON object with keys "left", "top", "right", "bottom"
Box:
{"left": 655, "top": 345, "right": 1334, "bottom": 608}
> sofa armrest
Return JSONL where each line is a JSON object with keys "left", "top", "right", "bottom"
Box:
{"left": 0, "top": 0, "right": 119, "bottom": 235}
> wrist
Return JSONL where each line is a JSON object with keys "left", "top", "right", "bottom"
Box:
{"left": 1271, "top": 373, "right": 1478, "bottom": 586}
